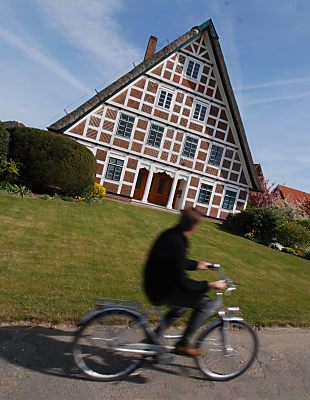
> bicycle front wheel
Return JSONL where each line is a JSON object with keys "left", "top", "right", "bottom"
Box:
{"left": 196, "top": 319, "right": 258, "bottom": 381}
{"left": 73, "top": 309, "right": 147, "bottom": 381}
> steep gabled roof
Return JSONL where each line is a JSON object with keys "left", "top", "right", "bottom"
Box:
{"left": 48, "top": 19, "right": 262, "bottom": 192}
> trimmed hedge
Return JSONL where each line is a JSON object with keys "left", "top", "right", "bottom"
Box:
{"left": 0, "top": 125, "right": 10, "bottom": 160}
{"left": 7, "top": 127, "right": 95, "bottom": 196}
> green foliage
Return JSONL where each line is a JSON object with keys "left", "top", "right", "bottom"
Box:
{"left": 275, "top": 221, "right": 310, "bottom": 249}
{"left": 75, "top": 183, "right": 107, "bottom": 204}
{"left": 61, "top": 195, "right": 74, "bottom": 202}
{"left": 0, "top": 125, "right": 10, "bottom": 160}
{"left": 222, "top": 206, "right": 288, "bottom": 244}
{"left": 281, "top": 247, "right": 297, "bottom": 255}
{"left": 7, "top": 126, "right": 96, "bottom": 196}
{"left": 297, "top": 218, "right": 310, "bottom": 231}
{"left": 92, "top": 183, "right": 106, "bottom": 199}
{"left": 0, "top": 182, "right": 32, "bottom": 198}
{"left": 0, "top": 159, "right": 19, "bottom": 183}
{"left": 39, "top": 194, "right": 52, "bottom": 200}
{"left": 244, "top": 232, "right": 255, "bottom": 240}
{"left": 304, "top": 248, "right": 310, "bottom": 260}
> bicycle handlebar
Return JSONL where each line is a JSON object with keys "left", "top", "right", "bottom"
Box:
{"left": 209, "top": 264, "right": 236, "bottom": 292}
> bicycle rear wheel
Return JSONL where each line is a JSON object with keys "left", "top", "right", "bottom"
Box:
{"left": 73, "top": 309, "right": 147, "bottom": 381}
{"left": 196, "top": 319, "right": 258, "bottom": 381}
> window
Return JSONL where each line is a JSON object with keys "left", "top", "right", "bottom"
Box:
{"left": 116, "top": 113, "right": 135, "bottom": 138}
{"left": 193, "top": 102, "right": 208, "bottom": 122}
{"left": 185, "top": 59, "right": 201, "bottom": 79}
{"left": 198, "top": 184, "right": 213, "bottom": 204}
{"left": 147, "top": 124, "right": 164, "bottom": 147}
{"left": 157, "top": 89, "right": 173, "bottom": 110}
{"left": 208, "top": 144, "right": 224, "bottom": 167}
{"left": 105, "top": 157, "right": 124, "bottom": 181}
{"left": 182, "top": 136, "right": 198, "bottom": 159}
{"left": 222, "top": 190, "right": 237, "bottom": 210}
{"left": 157, "top": 178, "right": 165, "bottom": 194}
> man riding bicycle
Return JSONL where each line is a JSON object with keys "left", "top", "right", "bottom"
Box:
{"left": 144, "top": 207, "right": 227, "bottom": 357}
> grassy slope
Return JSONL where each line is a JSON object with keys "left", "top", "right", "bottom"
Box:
{"left": 0, "top": 196, "right": 309, "bottom": 326}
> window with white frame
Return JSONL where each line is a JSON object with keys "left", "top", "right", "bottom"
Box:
{"left": 105, "top": 157, "right": 124, "bottom": 181}
{"left": 147, "top": 123, "right": 164, "bottom": 147}
{"left": 193, "top": 102, "right": 208, "bottom": 122}
{"left": 208, "top": 144, "right": 224, "bottom": 167}
{"left": 197, "top": 183, "right": 213, "bottom": 204}
{"left": 157, "top": 89, "right": 173, "bottom": 110}
{"left": 115, "top": 113, "right": 135, "bottom": 138}
{"left": 185, "top": 59, "right": 201, "bottom": 80}
{"left": 222, "top": 190, "right": 237, "bottom": 210}
{"left": 182, "top": 135, "right": 198, "bottom": 159}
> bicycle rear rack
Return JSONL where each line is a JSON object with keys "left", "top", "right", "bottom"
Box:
{"left": 95, "top": 298, "right": 141, "bottom": 310}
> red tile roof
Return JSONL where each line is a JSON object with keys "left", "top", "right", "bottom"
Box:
{"left": 275, "top": 185, "right": 310, "bottom": 204}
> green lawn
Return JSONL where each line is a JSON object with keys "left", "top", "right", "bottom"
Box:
{"left": 0, "top": 195, "right": 309, "bottom": 326}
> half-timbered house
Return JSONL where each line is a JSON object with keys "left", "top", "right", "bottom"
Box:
{"left": 48, "top": 19, "right": 262, "bottom": 219}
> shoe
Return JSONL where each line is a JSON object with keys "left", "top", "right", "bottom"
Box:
{"left": 174, "top": 343, "right": 202, "bottom": 357}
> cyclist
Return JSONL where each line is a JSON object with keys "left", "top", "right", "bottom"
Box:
{"left": 144, "top": 207, "right": 227, "bottom": 357}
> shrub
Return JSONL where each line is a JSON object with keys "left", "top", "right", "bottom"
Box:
{"left": 304, "top": 248, "right": 310, "bottom": 260}
{"left": 92, "top": 183, "right": 106, "bottom": 199}
{"left": 244, "top": 232, "right": 255, "bottom": 241}
{"left": 7, "top": 127, "right": 96, "bottom": 196}
{"left": 0, "top": 125, "right": 10, "bottom": 160}
{"left": 0, "top": 159, "right": 19, "bottom": 183}
{"left": 61, "top": 195, "right": 74, "bottom": 202}
{"left": 297, "top": 218, "right": 310, "bottom": 231}
{"left": 281, "top": 247, "right": 296, "bottom": 255}
{"left": 0, "top": 183, "right": 32, "bottom": 198}
{"left": 275, "top": 221, "right": 310, "bottom": 249}
{"left": 222, "top": 206, "right": 288, "bottom": 244}
{"left": 39, "top": 194, "right": 52, "bottom": 200}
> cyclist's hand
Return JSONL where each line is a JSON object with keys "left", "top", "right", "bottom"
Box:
{"left": 208, "top": 280, "right": 228, "bottom": 290}
{"left": 196, "top": 261, "right": 214, "bottom": 270}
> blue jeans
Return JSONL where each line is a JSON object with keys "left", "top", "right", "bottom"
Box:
{"left": 158, "top": 289, "right": 210, "bottom": 345}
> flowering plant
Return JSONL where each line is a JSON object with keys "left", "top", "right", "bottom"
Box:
{"left": 245, "top": 232, "right": 255, "bottom": 240}
{"left": 92, "top": 183, "right": 106, "bottom": 199}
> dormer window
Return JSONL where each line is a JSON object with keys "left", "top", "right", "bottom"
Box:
{"left": 157, "top": 89, "right": 173, "bottom": 110}
{"left": 185, "top": 59, "right": 201, "bottom": 80}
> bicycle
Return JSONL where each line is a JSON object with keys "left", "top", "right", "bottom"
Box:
{"left": 73, "top": 264, "right": 259, "bottom": 381}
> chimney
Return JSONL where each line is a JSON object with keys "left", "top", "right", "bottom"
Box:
{"left": 144, "top": 35, "right": 158, "bottom": 61}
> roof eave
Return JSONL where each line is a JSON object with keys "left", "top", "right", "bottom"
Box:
{"left": 204, "top": 23, "right": 262, "bottom": 192}
{"left": 48, "top": 28, "right": 201, "bottom": 133}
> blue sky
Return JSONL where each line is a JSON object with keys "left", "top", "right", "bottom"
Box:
{"left": 0, "top": 0, "right": 309, "bottom": 192}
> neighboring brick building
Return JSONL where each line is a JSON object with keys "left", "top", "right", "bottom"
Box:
{"left": 48, "top": 19, "right": 261, "bottom": 219}
{"left": 273, "top": 185, "right": 310, "bottom": 214}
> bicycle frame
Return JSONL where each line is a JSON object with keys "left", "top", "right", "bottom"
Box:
{"left": 73, "top": 265, "right": 258, "bottom": 381}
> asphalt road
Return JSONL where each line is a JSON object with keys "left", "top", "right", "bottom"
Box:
{"left": 0, "top": 325, "right": 309, "bottom": 400}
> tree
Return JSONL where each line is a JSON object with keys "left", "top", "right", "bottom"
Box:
{"left": 299, "top": 198, "right": 310, "bottom": 217}
{"left": 248, "top": 178, "right": 280, "bottom": 208}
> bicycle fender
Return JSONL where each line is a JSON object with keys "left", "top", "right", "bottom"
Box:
{"left": 76, "top": 309, "right": 104, "bottom": 327}
{"left": 76, "top": 306, "right": 144, "bottom": 327}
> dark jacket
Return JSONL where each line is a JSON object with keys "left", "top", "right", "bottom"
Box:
{"left": 144, "top": 224, "right": 209, "bottom": 303}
